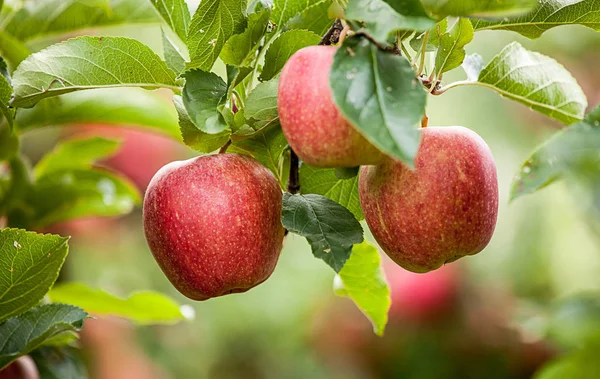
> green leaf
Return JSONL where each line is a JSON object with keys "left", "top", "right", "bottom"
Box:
{"left": 40, "top": 331, "right": 79, "bottom": 348}
{"left": 299, "top": 164, "right": 363, "bottom": 220}
{"left": 0, "top": 156, "right": 33, "bottom": 217}
{"left": 260, "top": 30, "right": 321, "bottom": 81}
{"left": 186, "top": 0, "right": 248, "bottom": 70}
{"left": 546, "top": 293, "right": 600, "bottom": 348}
{"left": 34, "top": 137, "right": 121, "bottom": 178}
{"left": 472, "top": 0, "right": 600, "bottom": 39}
{"left": 11, "top": 36, "right": 177, "bottom": 109}
{"left": 272, "top": 0, "right": 321, "bottom": 30}
{"left": 0, "top": 229, "right": 69, "bottom": 323}
{"left": 32, "top": 347, "right": 88, "bottom": 379}
{"left": 49, "top": 282, "right": 188, "bottom": 325}
{"left": 173, "top": 95, "right": 230, "bottom": 153}
{"left": 14, "top": 169, "right": 141, "bottom": 229}
{"left": 150, "top": 0, "right": 191, "bottom": 42}
{"left": 162, "top": 29, "right": 187, "bottom": 74}
{"left": 334, "top": 241, "right": 390, "bottom": 336}
{"left": 181, "top": 70, "right": 229, "bottom": 134}
{"left": 511, "top": 106, "right": 600, "bottom": 201}
{"left": 335, "top": 166, "right": 360, "bottom": 180}
{"left": 476, "top": 42, "right": 587, "bottom": 125}
{"left": 422, "top": 0, "right": 537, "bottom": 19}
{"left": 345, "top": 0, "right": 435, "bottom": 42}
{"left": 281, "top": 193, "right": 364, "bottom": 272}
{"left": 435, "top": 18, "right": 474, "bottom": 75}
{"left": 535, "top": 344, "right": 600, "bottom": 379}
{"left": 244, "top": 78, "right": 279, "bottom": 122}
{"left": 0, "top": 74, "right": 14, "bottom": 129}
{"left": 285, "top": 0, "right": 334, "bottom": 35}
{"left": 0, "top": 124, "right": 18, "bottom": 161}
{"left": 409, "top": 19, "right": 447, "bottom": 52}
{"left": 230, "top": 124, "right": 289, "bottom": 187}
{"left": 0, "top": 31, "right": 30, "bottom": 68}
{"left": 0, "top": 304, "right": 86, "bottom": 370}
{"left": 330, "top": 36, "right": 425, "bottom": 167}
{"left": 2, "top": 0, "right": 159, "bottom": 42}
{"left": 220, "top": 10, "right": 271, "bottom": 67}
{"left": 15, "top": 88, "right": 181, "bottom": 139}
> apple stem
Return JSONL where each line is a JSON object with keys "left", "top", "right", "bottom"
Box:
{"left": 421, "top": 115, "right": 429, "bottom": 128}
{"left": 287, "top": 149, "right": 300, "bottom": 194}
{"left": 219, "top": 140, "right": 231, "bottom": 154}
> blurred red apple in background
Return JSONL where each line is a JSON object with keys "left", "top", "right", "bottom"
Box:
{"left": 71, "top": 125, "right": 189, "bottom": 191}
{"left": 0, "top": 356, "right": 39, "bottom": 379}
{"left": 82, "top": 318, "right": 171, "bottom": 379}
{"left": 385, "top": 259, "right": 460, "bottom": 323}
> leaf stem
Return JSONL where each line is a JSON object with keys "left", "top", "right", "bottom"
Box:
{"left": 416, "top": 31, "right": 429, "bottom": 76}
{"left": 400, "top": 43, "right": 413, "bottom": 62}
{"left": 431, "top": 79, "right": 476, "bottom": 95}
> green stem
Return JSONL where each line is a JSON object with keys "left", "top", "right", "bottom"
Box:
{"left": 400, "top": 43, "right": 413, "bottom": 63}
{"left": 416, "top": 31, "right": 429, "bottom": 76}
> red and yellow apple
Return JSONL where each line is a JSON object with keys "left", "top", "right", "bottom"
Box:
{"left": 360, "top": 126, "right": 498, "bottom": 273}
{"left": 278, "top": 45, "right": 383, "bottom": 168}
{"left": 143, "top": 154, "right": 284, "bottom": 300}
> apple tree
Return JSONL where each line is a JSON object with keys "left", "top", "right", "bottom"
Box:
{"left": 0, "top": 0, "right": 599, "bottom": 376}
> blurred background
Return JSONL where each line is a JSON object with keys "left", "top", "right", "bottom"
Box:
{"left": 12, "top": 10, "right": 600, "bottom": 379}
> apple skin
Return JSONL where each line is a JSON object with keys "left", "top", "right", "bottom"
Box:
{"left": 0, "top": 356, "right": 39, "bottom": 379}
{"left": 143, "top": 153, "right": 285, "bottom": 300}
{"left": 359, "top": 126, "right": 498, "bottom": 273}
{"left": 278, "top": 45, "right": 384, "bottom": 168}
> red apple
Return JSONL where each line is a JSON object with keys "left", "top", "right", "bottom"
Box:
{"left": 360, "top": 126, "right": 498, "bottom": 273}
{"left": 385, "top": 259, "right": 459, "bottom": 322}
{"left": 0, "top": 356, "right": 39, "bottom": 379}
{"left": 278, "top": 45, "right": 384, "bottom": 168}
{"left": 143, "top": 154, "right": 284, "bottom": 300}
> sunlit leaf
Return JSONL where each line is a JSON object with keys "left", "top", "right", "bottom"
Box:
{"left": 186, "top": 0, "right": 247, "bottom": 70}
{"left": 150, "top": 0, "right": 191, "bottom": 42}
{"left": 334, "top": 241, "right": 390, "bottom": 335}
{"left": 476, "top": 42, "right": 587, "bottom": 125}
{"left": 11, "top": 36, "right": 177, "bottom": 108}
{"left": 49, "top": 282, "right": 188, "bottom": 325}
